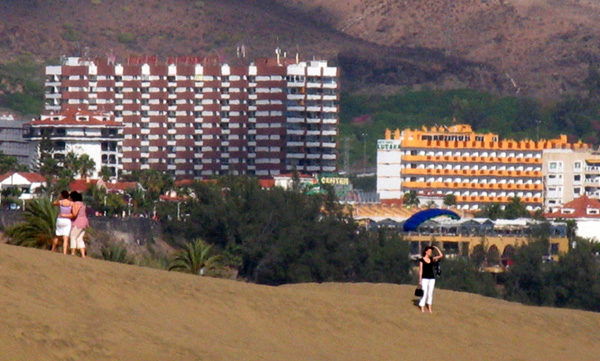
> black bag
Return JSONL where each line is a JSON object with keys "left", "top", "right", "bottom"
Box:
{"left": 414, "top": 287, "right": 424, "bottom": 297}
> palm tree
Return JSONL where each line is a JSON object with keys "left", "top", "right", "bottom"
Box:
{"left": 62, "top": 151, "right": 81, "bottom": 178}
{"left": 5, "top": 197, "right": 58, "bottom": 248}
{"left": 403, "top": 190, "right": 419, "bottom": 207}
{"left": 78, "top": 154, "right": 96, "bottom": 179}
{"left": 168, "top": 238, "right": 223, "bottom": 275}
{"left": 100, "top": 243, "right": 133, "bottom": 264}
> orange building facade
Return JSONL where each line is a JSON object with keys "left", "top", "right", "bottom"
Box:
{"left": 377, "top": 124, "right": 588, "bottom": 210}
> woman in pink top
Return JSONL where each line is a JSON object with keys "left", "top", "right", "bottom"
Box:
{"left": 68, "top": 191, "right": 89, "bottom": 258}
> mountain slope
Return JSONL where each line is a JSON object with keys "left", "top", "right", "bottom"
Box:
{"left": 1, "top": 243, "right": 599, "bottom": 361}
{"left": 277, "top": 0, "right": 600, "bottom": 100}
{"left": 2, "top": 0, "right": 600, "bottom": 99}
{"left": 0, "top": 0, "right": 518, "bottom": 98}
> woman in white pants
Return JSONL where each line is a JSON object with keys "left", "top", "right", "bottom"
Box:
{"left": 418, "top": 245, "right": 444, "bottom": 313}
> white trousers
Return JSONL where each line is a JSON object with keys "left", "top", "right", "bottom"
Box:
{"left": 419, "top": 278, "right": 436, "bottom": 307}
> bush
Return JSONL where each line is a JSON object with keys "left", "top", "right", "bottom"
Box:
{"left": 117, "top": 32, "right": 136, "bottom": 44}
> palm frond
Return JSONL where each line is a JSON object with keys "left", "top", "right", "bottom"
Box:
{"left": 5, "top": 197, "right": 58, "bottom": 248}
{"left": 168, "top": 238, "right": 223, "bottom": 275}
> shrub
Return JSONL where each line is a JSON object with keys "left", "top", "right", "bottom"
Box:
{"left": 117, "top": 32, "right": 136, "bottom": 44}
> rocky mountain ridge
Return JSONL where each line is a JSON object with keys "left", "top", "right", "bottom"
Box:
{"left": 1, "top": 0, "right": 599, "bottom": 100}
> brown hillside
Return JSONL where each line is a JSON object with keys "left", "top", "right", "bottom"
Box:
{"left": 2, "top": 0, "right": 600, "bottom": 99}
{"left": 1, "top": 243, "right": 599, "bottom": 361}
{"left": 277, "top": 0, "right": 600, "bottom": 100}
{"left": 0, "top": 0, "right": 530, "bottom": 98}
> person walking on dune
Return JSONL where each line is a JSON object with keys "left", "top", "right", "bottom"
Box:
{"left": 418, "top": 245, "right": 444, "bottom": 313}
{"left": 68, "top": 191, "right": 89, "bottom": 258}
{"left": 51, "top": 190, "right": 72, "bottom": 254}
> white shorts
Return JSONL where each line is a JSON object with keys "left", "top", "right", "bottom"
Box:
{"left": 55, "top": 218, "right": 72, "bottom": 236}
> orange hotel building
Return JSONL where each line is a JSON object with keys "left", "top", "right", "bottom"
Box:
{"left": 376, "top": 124, "right": 589, "bottom": 210}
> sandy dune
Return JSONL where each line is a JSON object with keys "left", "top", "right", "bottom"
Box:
{"left": 1, "top": 243, "right": 599, "bottom": 361}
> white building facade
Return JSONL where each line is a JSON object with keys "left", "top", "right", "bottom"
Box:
{"left": 25, "top": 108, "right": 123, "bottom": 178}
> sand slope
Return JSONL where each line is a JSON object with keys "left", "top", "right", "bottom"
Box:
{"left": 1, "top": 243, "right": 599, "bottom": 361}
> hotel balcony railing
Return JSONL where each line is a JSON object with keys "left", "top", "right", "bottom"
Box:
{"left": 401, "top": 168, "right": 541, "bottom": 177}
{"left": 401, "top": 154, "right": 540, "bottom": 164}
{"left": 401, "top": 181, "right": 542, "bottom": 191}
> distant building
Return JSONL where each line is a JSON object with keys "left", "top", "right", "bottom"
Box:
{"left": 44, "top": 55, "right": 339, "bottom": 179}
{"left": 376, "top": 124, "right": 589, "bottom": 211}
{"left": 0, "top": 112, "right": 34, "bottom": 166}
{"left": 543, "top": 148, "right": 600, "bottom": 210}
{"left": 544, "top": 195, "right": 600, "bottom": 242}
{"left": 0, "top": 172, "right": 46, "bottom": 201}
{"left": 25, "top": 107, "right": 123, "bottom": 179}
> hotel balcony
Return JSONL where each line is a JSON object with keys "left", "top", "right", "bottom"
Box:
{"left": 401, "top": 154, "right": 541, "bottom": 164}
{"left": 401, "top": 168, "right": 541, "bottom": 178}
{"left": 401, "top": 181, "right": 542, "bottom": 191}
{"left": 585, "top": 166, "right": 600, "bottom": 174}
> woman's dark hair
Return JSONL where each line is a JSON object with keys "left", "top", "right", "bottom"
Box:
{"left": 60, "top": 190, "right": 70, "bottom": 199}
{"left": 422, "top": 246, "right": 434, "bottom": 257}
{"left": 69, "top": 191, "right": 82, "bottom": 202}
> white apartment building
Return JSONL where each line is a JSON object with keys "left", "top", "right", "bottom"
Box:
{"left": 44, "top": 55, "right": 339, "bottom": 179}
{"left": 543, "top": 148, "right": 600, "bottom": 211}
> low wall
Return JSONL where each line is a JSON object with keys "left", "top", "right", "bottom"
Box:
{"left": 0, "top": 211, "right": 162, "bottom": 245}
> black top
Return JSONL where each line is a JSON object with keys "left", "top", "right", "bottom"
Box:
{"left": 420, "top": 258, "right": 436, "bottom": 279}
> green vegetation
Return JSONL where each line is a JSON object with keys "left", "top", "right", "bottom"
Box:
{"left": 340, "top": 85, "right": 600, "bottom": 170}
{"left": 117, "top": 32, "right": 136, "bottom": 44}
{"left": 0, "top": 58, "right": 44, "bottom": 115}
{"left": 161, "top": 176, "right": 413, "bottom": 285}
{"left": 168, "top": 238, "right": 224, "bottom": 275}
{"left": 0, "top": 151, "right": 28, "bottom": 173}
{"left": 402, "top": 191, "right": 419, "bottom": 207}
{"left": 443, "top": 194, "right": 457, "bottom": 207}
{"left": 475, "top": 197, "right": 530, "bottom": 220}
{"left": 61, "top": 22, "right": 81, "bottom": 42}
{"left": 3, "top": 172, "right": 599, "bottom": 312}
{"left": 5, "top": 197, "right": 58, "bottom": 248}
{"left": 99, "top": 243, "right": 133, "bottom": 264}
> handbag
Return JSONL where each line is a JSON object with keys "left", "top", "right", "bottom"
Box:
{"left": 414, "top": 287, "right": 424, "bottom": 297}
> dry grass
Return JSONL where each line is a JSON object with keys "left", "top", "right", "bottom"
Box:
{"left": 1, "top": 243, "right": 599, "bottom": 361}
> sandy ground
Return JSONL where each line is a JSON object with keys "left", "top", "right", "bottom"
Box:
{"left": 1, "top": 243, "right": 599, "bottom": 361}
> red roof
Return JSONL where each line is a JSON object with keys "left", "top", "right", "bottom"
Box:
{"left": 68, "top": 179, "right": 99, "bottom": 192}
{"left": 276, "top": 173, "right": 314, "bottom": 179}
{"left": 104, "top": 181, "right": 140, "bottom": 192}
{"left": 174, "top": 179, "right": 194, "bottom": 187}
{"left": 28, "top": 107, "right": 122, "bottom": 127}
{"left": 259, "top": 179, "right": 275, "bottom": 188}
{"left": 544, "top": 195, "right": 600, "bottom": 219}
{"left": 0, "top": 172, "right": 45, "bottom": 183}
